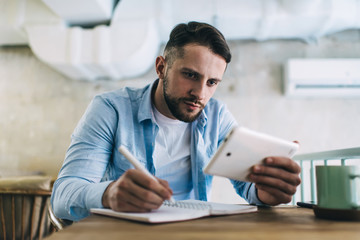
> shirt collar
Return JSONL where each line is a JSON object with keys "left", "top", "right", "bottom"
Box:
{"left": 196, "top": 107, "right": 208, "bottom": 128}
{"left": 138, "top": 79, "right": 158, "bottom": 123}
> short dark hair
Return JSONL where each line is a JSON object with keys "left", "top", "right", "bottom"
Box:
{"left": 164, "top": 21, "right": 231, "bottom": 67}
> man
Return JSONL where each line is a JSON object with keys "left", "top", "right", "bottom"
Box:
{"left": 51, "top": 21, "right": 301, "bottom": 221}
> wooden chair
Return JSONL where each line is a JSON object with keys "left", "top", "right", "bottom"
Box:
{"left": 0, "top": 189, "right": 55, "bottom": 240}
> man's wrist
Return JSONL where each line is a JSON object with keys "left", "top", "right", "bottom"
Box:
{"left": 101, "top": 181, "right": 115, "bottom": 208}
{"left": 255, "top": 187, "right": 264, "bottom": 203}
{"left": 255, "top": 187, "right": 270, "bottom": 206}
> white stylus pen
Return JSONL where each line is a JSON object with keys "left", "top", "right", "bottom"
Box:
{"left": 118, "top": 145, "right": 175, "bottom": 204}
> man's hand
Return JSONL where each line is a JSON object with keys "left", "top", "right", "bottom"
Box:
{"left": 248, "top": 157, "right": 301, "bottom": 205}
{"left": 102, "top": 169, "right": 173, "bottom": 212}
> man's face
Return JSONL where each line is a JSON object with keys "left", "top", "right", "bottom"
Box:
{"left": 157, "top": 44, "right": 227, "bottom": 122}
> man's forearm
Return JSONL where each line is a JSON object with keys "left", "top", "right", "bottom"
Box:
{"left": 51, "top": 178, "right": 112, "bottom": 221}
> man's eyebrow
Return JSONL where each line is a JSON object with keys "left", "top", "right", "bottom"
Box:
{"left": 211, "top": 78, "right": 222, "bottom": 82}
{"left": 182, "top": 67, "right": 199, "bottom": 74}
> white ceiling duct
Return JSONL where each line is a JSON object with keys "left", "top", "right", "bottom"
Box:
{"left": 26, "top": 19, "right": 160, "bottom": 81}
{"left": 42, "top": 0, "right": 117, "bottom": 26}
{"left": 0, "top": 0, "right": 62, "bottom": 45}
{"left": 1, "top": 0, "right": 360, "bottom": 81}
{"left": 162, "top": 0, "right": 360, "bottom": 42}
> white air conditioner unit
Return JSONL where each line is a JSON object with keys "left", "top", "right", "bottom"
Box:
{"left": 284, "top": 59, "right": 360, "bottom": 97}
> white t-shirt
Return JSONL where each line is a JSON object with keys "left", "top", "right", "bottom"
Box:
{"left": 152, "top": 106, "right": 194, "bottom": 200}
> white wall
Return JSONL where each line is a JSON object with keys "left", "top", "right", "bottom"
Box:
{"left": 1, "top": 29, "right": 360, "bottom": 203}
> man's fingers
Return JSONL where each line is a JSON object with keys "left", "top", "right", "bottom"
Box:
{"left": 251, "top": 164, "right": 301, "bottom": 186}
{"left": 157, "top": 178, "right": 173, "bottom": 195}
{"left": 263, "top": 157, "right": 301, "bottom": 174}
{"left": 126, "top": 169, "right": 173, "bottom": 200}
{"left": 249, "top": 173, "right": 298, "bottom": 195}
{"left": 117, "top": 174, "right": 165, "bottom": 205}
{"left": 102, "top": 169, "right": 174, "bottom": 213}
{"left": 249, "top": 157, "right": 301, "bottom": 205}
{"left": 102, "top": 179, "right": 155, "bottom": 212}
{"left": 110, "top": 188, "right": 160, "bottom": 212}
{"left": 256, "top": 184, "right": 293, "bottom": 204}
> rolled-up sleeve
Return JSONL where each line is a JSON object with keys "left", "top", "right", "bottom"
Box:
{"left": 51, "top": 96, "right": 117, "bottom": 221}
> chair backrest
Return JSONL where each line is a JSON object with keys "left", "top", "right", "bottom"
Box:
{"left": 0, "top": 190, "right": 54, "bottom": 240}
{"left": 292, "top": 147, "right": 360, "bottom": 204}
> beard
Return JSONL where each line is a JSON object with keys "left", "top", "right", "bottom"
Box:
{"left": 162, "top": 76, "right": 205, "bottom": 123}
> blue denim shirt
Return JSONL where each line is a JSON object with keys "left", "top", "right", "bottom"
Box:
{"left": 51, "top": 80, "right": 262, "bottom": 221}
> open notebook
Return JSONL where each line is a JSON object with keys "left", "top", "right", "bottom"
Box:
{"left": 90, "top": 200, "right": 257, "bottom": 223}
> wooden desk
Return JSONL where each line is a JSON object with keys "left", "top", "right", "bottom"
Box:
{"left": 46, "top": 206, "right": 360, "bottom": 240}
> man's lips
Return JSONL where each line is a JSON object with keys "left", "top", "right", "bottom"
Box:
{"left": 184, "top": 100, "right": 202, "bottom": 109}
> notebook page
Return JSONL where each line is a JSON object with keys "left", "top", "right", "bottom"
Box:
{"left": 204, "top": 201, "right": 258, "bottom": 215}
{"left": 165, "top": 200, "right": 258, "bottom": 215}
{"left": 91, "top": 200, "right": 257, "bottom": 223}
{"left": 163, "top": 200, "right": 212, "bottom": 210}
{"left": 91, "top": 203, "right": 210, "bottom": 223}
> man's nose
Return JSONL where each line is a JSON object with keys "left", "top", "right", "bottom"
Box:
{"left": 189, "top": 81, "right": 206, "bottom": 100}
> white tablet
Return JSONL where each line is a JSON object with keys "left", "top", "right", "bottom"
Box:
{"left": 203, "top": 127, "right": 299, "bottom": 182}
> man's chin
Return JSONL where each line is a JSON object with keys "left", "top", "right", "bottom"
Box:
{"left": 177, "top": 110, "right": 202, "bottom": 123}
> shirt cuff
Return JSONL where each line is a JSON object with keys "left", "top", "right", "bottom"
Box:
{"left": 85, "top": 180, "right": 113, "bottom": 209}
{"left": 247, "top": 183, "right": 269, "bottom": 206}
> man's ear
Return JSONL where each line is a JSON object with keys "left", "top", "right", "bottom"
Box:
{"left": 155, "top": 56, "right": 166, "bottom": 79}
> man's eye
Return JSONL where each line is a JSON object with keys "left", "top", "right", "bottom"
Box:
{"left": 207, "top": 80, "right": 218, "bottom": 86}
{"left": 184, "top": 72, "right": 196, "bottom": 79}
